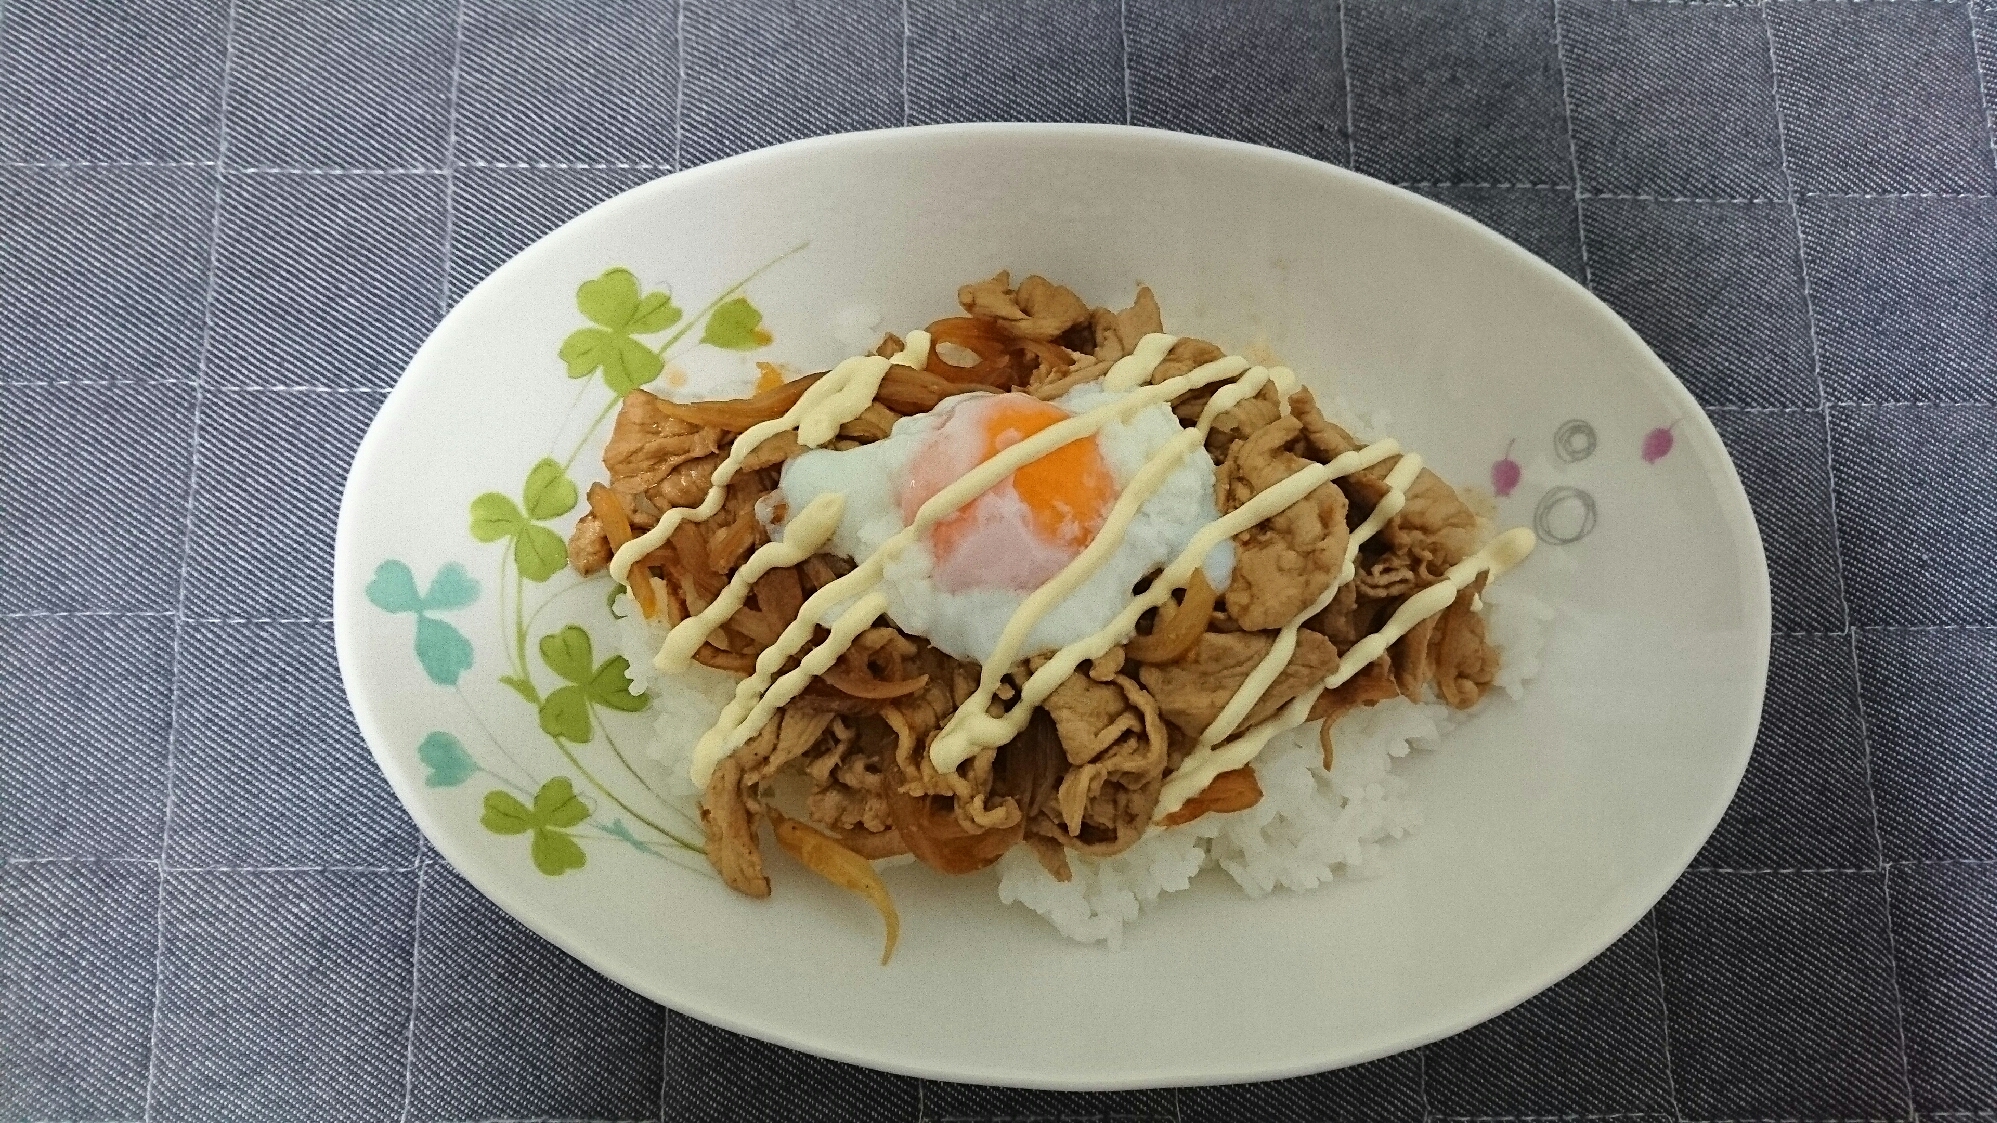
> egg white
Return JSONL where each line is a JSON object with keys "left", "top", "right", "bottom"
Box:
{"left": 768, "top": 383, "right": 1234, "bottom": 666}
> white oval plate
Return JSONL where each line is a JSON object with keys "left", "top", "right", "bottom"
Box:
{"left": 334, "top": 124, "right": 1769, "bottom": 1089}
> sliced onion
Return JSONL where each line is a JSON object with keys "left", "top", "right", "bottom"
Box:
{"left": 821, "top": 664, "right": 930, "bottom": 701}
{"left": 752, "top": 566, "right": 804, "bottom": 627}
{"left": 724, "top": 607, "right": 784, "bottom": 647}
{"left": 1158, "top": 766, "right": 1263, "bottom": 827}
{"left": 923, "top": 317, "right": 1017, "bottom": 386}
{"left": 833, "top": 826, "right": 909, "bottom": 861}
{"left": 883, "top": 752, "right": 1023, "bottom": 875}
{"left": 875, "top": 364, "right": 982, "bottom": 415}
{"left": 669, "top": 520, "right": 725, "bottom": 603}
{"left": 643, "top": 374, "right": 824, "bottom": 431}
{"left": 691, "top": 645, "right": 756, "bottom": 673}
{"left": 1126, "top": 571, "right": 1217, "bottom": 664}
{"left": 770, "top": 810, "right": 901, "bottom": 965}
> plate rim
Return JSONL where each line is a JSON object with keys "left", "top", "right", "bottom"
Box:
{"left": 333, "top": 121, "right": 1772, "bottom": 1089}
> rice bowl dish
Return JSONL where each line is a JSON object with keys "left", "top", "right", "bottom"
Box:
{"left": 569, "top": 272, "right": 1551, "bottom": 953}
{"left": 333, "top": 122, "right": 1770, "bottom": 1085}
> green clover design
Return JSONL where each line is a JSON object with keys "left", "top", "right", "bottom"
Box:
{"left": 470, "top": 458, "right": 578, "bottom": 583}
{"left": 535, "top": 625, "right": 648, "bottom": 743}
{"left": 415, "top": 731, "right": 478, "bottom": 787}
{"left": 700, "top": 295, "right": 772, "bottom": 351}
{"left": 559, "top": 268, "right": 682, "bottom": 393}
{"left": 481, "top": 777, "right": 590, "bottom": 875}
{"left": 365, "top": 561, "right": 479, "bottom": 686}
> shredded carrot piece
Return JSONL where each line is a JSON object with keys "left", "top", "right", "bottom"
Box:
{"left": 770, "top": 810, "right": 901, "bottom": 965}
{"left": 625, "top": 569, "right": 658, "bottom": 620}
{"left": 587, "top": 484, "right": 655, "bottom": 619}
{"left": 588, "top": 483, "right": 632, "bottom": 545}
{"left": 625, "top": 569, "right": 658, "bottom": 622}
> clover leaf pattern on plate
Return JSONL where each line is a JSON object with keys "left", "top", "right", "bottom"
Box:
{"left": 471, "top": 459, "right": 578, "bottom": 584}
{"left": 483, "top": 778, "right": 593, "bottom": 875}
{"left": 367, "top": 254, "right": 797, "bottom": 878}
{"left": 417, "top": 731, "right": 480, "bottom": 787}
{"left": 701, "top": 296, "right": 773, "bottom": 350}
{"left": 561, "top": 268, "right": 682, "bottom": 393}
{"left": 367, "top": 561, "right": 480, "bottom": 685}
{"left": 536, "top": 626, "right": 648, "bottom": 742}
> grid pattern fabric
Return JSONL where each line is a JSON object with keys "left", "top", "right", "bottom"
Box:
{"left": 3, "top": 0, "right": 1995, "bottom": 1120}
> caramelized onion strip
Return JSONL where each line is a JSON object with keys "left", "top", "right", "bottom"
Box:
{"left": 1158, "top": 766, "right": 1262, "bottom": 827}
{"left": 770, "top": 811, "right": 901, "bottom": 965}
{"left": 640, "top": 374, "right": 824, "bottom": 431}
{"left": 1125, "top": 571, "right": 1217, "bottom": 664}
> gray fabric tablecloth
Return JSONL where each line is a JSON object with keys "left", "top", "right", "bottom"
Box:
{"left": 5, "top": 0, "right": 1996, "bottom": 1120}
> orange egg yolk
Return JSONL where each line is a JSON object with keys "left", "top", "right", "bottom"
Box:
{"left": 899, "top": 395, "right": 1118, "bottom": 591}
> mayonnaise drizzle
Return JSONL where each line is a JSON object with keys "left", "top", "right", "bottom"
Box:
{"left": 1153, "top": 525, "right": 1537, "bottom": 821}
{"left": 666, "top": 325, "right": 1538, "bottom": 815}
{"left": 606, "top": 330, "right": 932, "bottom": 585}
{"left": 1194, "top": 453, "right": 1426, "bottom": 749}
{"left": 691, "top": 554, "right": 895, "bottom": 782}
{"left": 1269, "top": 366, "right": 1300, "bottom": 415}
{"left": 1102, "top": 333, "right": 1181, "bottom": 390}
{"left": 932, "top": 365, "right": 1281, "bottom": 758}
{"left": 723, "top": 590, "right": 892, "bottom": 758}
{"left": 653, "top": 492, "right": 846, "bottom": 673}
{"left": 926, "top": 436, "right": 1403, "bottom": 771}
{"left": 690, "top": 333, "right": 1277, "bottom": 784}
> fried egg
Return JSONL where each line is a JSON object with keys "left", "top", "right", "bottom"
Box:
{"left": 767, "top": 383, "right": 1233, "bottom": 665}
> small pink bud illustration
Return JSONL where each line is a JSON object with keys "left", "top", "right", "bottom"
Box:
{"left": 1642, "top": 423, "right": 1677, "bottom": 464}
{"left": 1492, "top": 439, "right": 1521, "bottom": 497}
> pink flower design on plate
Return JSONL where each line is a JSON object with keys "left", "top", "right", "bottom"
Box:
{"left": 1491, "top": 439, "right": 1521, "bottom": 497}
{"left": 1643, "top": 423, "right": 1677, "bottom": 464}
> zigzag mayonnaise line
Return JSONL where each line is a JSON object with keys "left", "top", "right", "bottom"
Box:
{"left": 1193, "top": 453, "right": 1426, "bottom": 750}
{"left": 606, "top": 331, "right": 932, "bottom": 585}
{"left": 926, "top": 436, "right": 1404, "bottom": 771}
{"left": 689, "top": 335, "right": 1267, "bottom": 784}
{"left": 723, "top": 589, "right": 893, "bottom": 758}
{"left": 1101, "top": 332, "right": 1183, "bottom": 390}
{"left": 1154, "top": 526, "right": 1537, "bottom": 821}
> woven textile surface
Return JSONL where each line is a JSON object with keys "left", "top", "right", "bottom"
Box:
{"left": 4, "top": 0, "right": 1996, "bottom": 1120}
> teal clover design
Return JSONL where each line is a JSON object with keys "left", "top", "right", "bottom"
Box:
{"left": 366, "top": 560, "right": 480, "bottom": 686}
